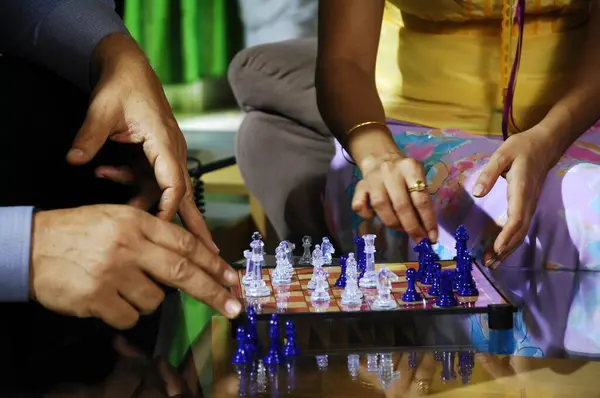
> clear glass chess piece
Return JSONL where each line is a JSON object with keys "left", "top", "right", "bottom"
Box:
{"left": 341, "top": 253, "right": 363, "bottom": 305}
{"left": 242, "top": 249, "right": 253, "bottom": 285}
{"left": 299, "top": 236, "right": 312, "bottom": 265}
{"left": 310, "top": 268, "right": 330, "bottom": 302}
{"left": 372, "top": 265, "right": 399, "bottom": 309}
{"left": 272, "top": 247, "right": 292, "bottom": 285}
{"left": 359, "top": 234, "right": 378, "bottom": 288}
{"left": 307, "top": 244, "right": 324, "bottom": 290}
{"left": 347, "top": 354, "right": 360, "bottom": 380}
{"left": 321, "top": 237, "right": 335, "bottom": 265}
{"left": 366, "top": 353, "right": 379, "bottom": 373}
{"left": 282, "top": 240, "right": 295, "bottom": 273}
{"left": 316, "top": 355, "right": 328, "bottom": 371}
{"left": 246, "top": 239, "right": 270, "bottom": 297}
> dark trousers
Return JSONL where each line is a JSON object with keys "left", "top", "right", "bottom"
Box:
{"left": 0, "top": 57, "right": 160, "bottom": 389}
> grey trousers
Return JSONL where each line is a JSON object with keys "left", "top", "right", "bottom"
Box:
{"left": 228, "top": 38, "right": 336, "bottom": 244}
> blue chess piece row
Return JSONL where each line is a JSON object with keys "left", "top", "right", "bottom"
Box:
{"left": 232, "top": 311, "right": 299, "bottom": 366}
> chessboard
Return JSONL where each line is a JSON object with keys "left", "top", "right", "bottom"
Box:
{"left": 230, "top": 260, "right": 516, "bottom": 328}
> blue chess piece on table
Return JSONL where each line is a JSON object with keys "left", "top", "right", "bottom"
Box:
{"left": 427, "top": 263, "right": 442, "bottom": 296}
{"left": 421, "top": 252, "right": 436, "bottom": 285}
{"left": 456, "top": 252, "right": 478, "bottom": 297}
{"left": 402, "top": 268, "right": 422, "bottom": 302}
{"left": 354, "top": 236, "right": 366, "bottom": 279}
{"left": 436, "top": 270, "right": 458, "bottom": 307}
{"left": 335, "top": 256, "right": 348, "bottom": 288}
{"left": 413, "top": 238, "right": 431, "bottom": 281}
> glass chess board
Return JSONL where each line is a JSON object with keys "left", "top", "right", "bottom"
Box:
{"left": 230, "top": 260, "right": 515, "bottom": 321}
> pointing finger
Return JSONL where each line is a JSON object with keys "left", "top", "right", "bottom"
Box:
{"left": 141, "top": 214, "right": 236, "bottom": 286}
{"left": 135, "top": 242, "right": 241, "bottom": 319}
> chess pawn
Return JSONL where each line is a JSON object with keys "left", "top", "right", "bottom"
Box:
{"left": 242, "top": 249, "right": 254, "bottom": 285}
{"left": 272, "top": 247, "right": 292, "bottom": 285}
{"left": 435, "top": 270, "right": 458, "bottom": 307}
{"left": 341, "top": 253, "right": 363, "bottom": 305}
{"left": 321, "top": 237, "right": 335, "bottom": 265}
{"left": 307, "top": 244, "right": 324, "bottom": 290}
{"left": 299, "top": 235, "right": 312, "bottom": 264}
{"left": 310, "top": 267, "right": 330, "bottom": 302}
{"left": 372, "top": 265, "right": 399, "bottom": 309}
{"left": 401, "top": 267, "right": 422, "bottom": 303}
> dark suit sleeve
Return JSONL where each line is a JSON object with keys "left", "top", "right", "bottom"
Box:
{"left": 0, "top": 0, "right": 129, "bottom": 91}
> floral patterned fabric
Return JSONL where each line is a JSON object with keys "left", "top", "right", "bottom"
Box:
{"left": 323, "top": 122, "right": 600, "bottom": 356}
{"left": 324, "top": 122, "right": 600, "bottom": 271}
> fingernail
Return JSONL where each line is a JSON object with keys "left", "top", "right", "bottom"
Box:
{"left": 212, "top": 242, "right": 220, "bottom": 253}
{"left": 67, "top": 148, "right": 83, "bottom": 159}
{"left": 225, "top": 299, "right": 241, "bottom": 318}
{"left": 496, "top": 246, "right": 506, "bottom": 257}
{"left": 428, "top": 230, "right": 438, "bottom": 244}
{"left": 473, "top": 184, "right": 484, "bottom": 197}
{"left": 225, "top": 269, "right": 237, "bottom": 285}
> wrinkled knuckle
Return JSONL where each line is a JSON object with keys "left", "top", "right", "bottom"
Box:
{"left": 177, "top": 233, "right": 197, "bottom": 256}
{"left": 401, "top": 157, "right": 423, "bottom": 171}
{"left": 370, "top": 197, "right": 386, "bottom": 209}
{"left": 392, "top": 201, "right": 410, "bottom": 215}
{"left": 147, "top": 289, "right": 166, "bottom": 310}
{"left": 413, "top": 195, "right": 431, "bottom": 210}
{"left": 170, "top": 258, "right": 193, "bottom": 283}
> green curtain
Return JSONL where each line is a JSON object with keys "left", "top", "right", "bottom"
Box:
{"left": 124, "top": 0, "right": 242, "bottom": 112}
{"left": 125, "top": 0, "right": 228, "bottom": 84}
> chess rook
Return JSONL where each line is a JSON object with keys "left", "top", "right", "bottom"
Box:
{"left": 359, "top": 234, "right": 377, "bottom": 288}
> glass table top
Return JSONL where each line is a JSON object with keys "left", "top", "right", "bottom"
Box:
{"left": 3, "top": 267, "right": 600, "bottom": 397}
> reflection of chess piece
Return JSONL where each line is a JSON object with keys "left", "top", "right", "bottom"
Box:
{"left": 275, "top": 286, "right": 290, "bottom": 312}
{"left": 299, "top": 236, "right": 312, "bottom": 264}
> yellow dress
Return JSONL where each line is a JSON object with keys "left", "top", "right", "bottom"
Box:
{"left": 376, "top": 0, "right": 591, "bottom": 135}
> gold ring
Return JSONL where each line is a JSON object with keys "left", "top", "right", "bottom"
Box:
{"left": 414, "top": 379, "right": 431, "bottom": 395}
{"left": 408, "top": 180, "right": 428, "bottom": 193}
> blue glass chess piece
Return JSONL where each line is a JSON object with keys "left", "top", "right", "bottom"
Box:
{"left": 421, "top": 252, "right": 436, "bottom": 285}
{"left": 283, "top": 320, "right": 299, "bottom": 357}
{"left": 436, "top": 270, "right": 458, "bottom": 307}
{"left": 402, "top": 268, "right": 422, "bottom": 302}
{"left": 232, "top": 326, "right": 250, "bottom": 364}
{"left": 264, "top": 314, "right": 281, "bottom": 365}
{"left": 427, "top": 263, "right": 442, "bottom": 296}
{"left": 335, "top": 255, "right": 348, "bottom": 288}
{"left": 354, "top": 236, "right": 366, "bottom": 279}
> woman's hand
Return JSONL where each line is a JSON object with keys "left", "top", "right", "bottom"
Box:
{"left": 473, "top": 125, "right": 560, "bottom": 268}
{"left": 352, "top": 152, "right": 438, "bottom": 243}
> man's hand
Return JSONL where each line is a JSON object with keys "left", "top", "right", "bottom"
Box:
{"left": 472, "top": 125, "right": 560, "bottom": 268}
{"left": 30, "top": 205, "right": 241, "bottom": 329}
{"left": 65, "top": 33, "right": 215, "bottom": 251}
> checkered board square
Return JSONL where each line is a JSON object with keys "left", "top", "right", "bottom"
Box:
{"left": 230, "top": 261, "right": 508, "bottom": 317}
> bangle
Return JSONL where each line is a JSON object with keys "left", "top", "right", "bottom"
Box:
{"left": 347, "top": 121, "right": 389, "bottom": 136}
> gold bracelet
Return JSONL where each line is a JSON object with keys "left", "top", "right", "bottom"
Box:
{"left": 347, "top": 121, "right": 389, "bottom": 136}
